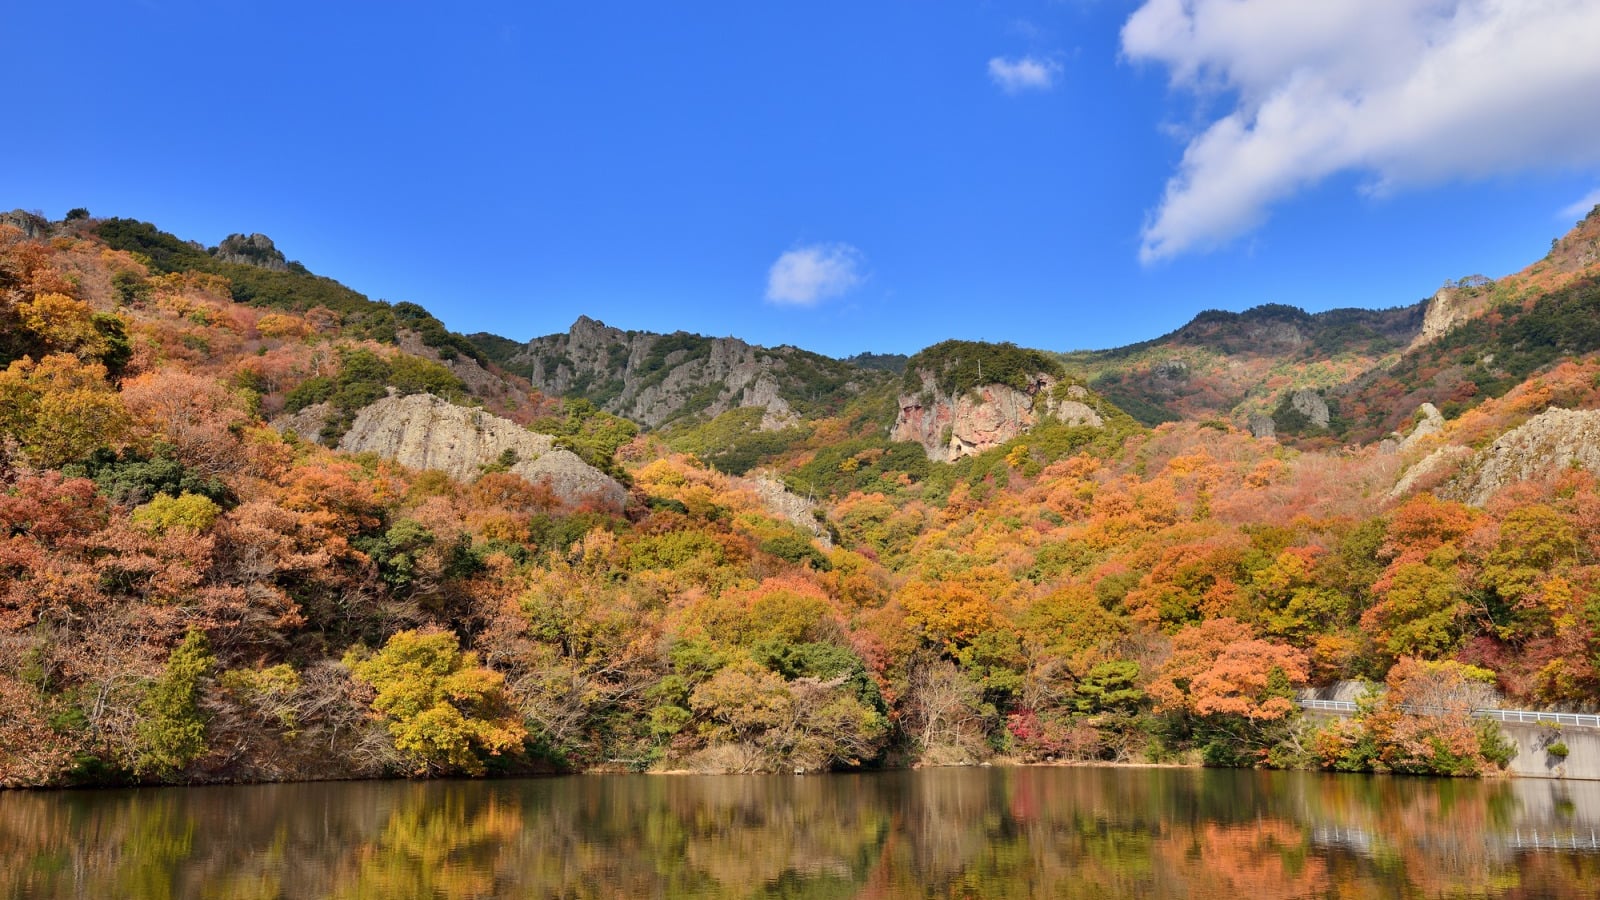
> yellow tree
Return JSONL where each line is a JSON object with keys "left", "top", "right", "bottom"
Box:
{"left": 0, "top": 354, "right": 129, "bottom": 467}
{"left": 346, "top": 629, "right": 526, "bottom": 775}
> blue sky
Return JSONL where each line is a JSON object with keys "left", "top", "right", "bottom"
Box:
{"left": 7, "top": 1, "right": 1600, "bottom": 357}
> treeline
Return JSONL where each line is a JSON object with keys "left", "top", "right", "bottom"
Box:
{"left": 93, "top": 217, "right": 486, "bottom": 364}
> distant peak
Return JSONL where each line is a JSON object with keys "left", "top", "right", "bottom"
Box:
{"left": 213, "top": 232, "right": 288, "bottom": 272}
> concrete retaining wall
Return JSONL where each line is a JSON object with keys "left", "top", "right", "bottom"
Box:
{"left": 1500, "top": 722, "right": 1600, "bottom": 781}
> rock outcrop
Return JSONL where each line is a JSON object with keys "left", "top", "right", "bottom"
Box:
{"left": 893, "top": 373, "right": 1103, "bottom": 462}
{"left": 1538, "top": 205, "right": 1600, "bottom": 282}
{"left": 1443, "top": 408, "right": 1600, "bottom": 506}
{"left": 0, "top": 209, "right": 51, "bottom": 239}
{"left": 1247, "top": 414, "right": 1276, "bottom": 440}
{"left": 744, "top": 472, "right": 831, "bottom": 547}
{"left": 1399, "top": 402, "right": 1445, "bottom": 451}
{"left": 1412, "top": 284, "right": 1493, "bottom": 348}
{"left": 1290, "top": 389, "right": 1331, "bottom": 429}
{"left": 332, "top": 393, "right": 627, "bottom": 509}
{"left": 213, "top": 233, "right": 290, "bottom": 271}
{"left": 1388, "top": 445, "right": 1473, "bottom": 500}
{"left": 493, "top": 317, "right": 881, "bottom": 429}
{"left": 273, "top": 402, "right": 335, "bottom": 443}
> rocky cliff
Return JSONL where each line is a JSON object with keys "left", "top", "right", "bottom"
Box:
{"left": 474, "top": 317, "right": 888, "bottom": 429}
{"left": 212, "top": 233, "right": 290, "bottom": 271}
{"left": 893, "top": 372, "right": 1103, "bottom": 462}
{"left": 744, "top": 472, "right": 831, "bottom": 546}
{"left": 0, "top": 209, "right": 51, "bottom": 239}
{"left": 324, "top": 393, "right": 627, "bottom": 509}
{"left": 1443, "top": 407, "right": 1600, "bottom": 506}
{"left": 1411, "top": 284, "right": 1494, "bottom": 348}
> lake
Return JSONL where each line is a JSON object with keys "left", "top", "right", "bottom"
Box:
{"left": 3, "top": 767, "right": 1598, "bottom": 898}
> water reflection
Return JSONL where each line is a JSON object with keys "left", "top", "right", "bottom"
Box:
{"left": 4, "top": 768, "right": 1599, "bottom": 898}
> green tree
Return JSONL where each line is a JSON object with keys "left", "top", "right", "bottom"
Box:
{"left": 134, "top": 630, "right": 214, "bottom": 777}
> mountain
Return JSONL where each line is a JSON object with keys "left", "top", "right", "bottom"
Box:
{"left": 469, "top": 316, "right": 894, "bottom": 430}
{"left": 1062, "top": 301, "right": 1428, "bottom": 431}
{"left": 1065, "top": 207, "right": 1600, "bottom": 447}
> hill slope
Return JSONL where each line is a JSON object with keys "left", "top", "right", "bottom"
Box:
{"left": 471, "top": 316, "right": 894, "bottom": 429}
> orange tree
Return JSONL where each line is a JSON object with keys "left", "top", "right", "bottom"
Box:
{"left": 1148, "top": 618, "right": 1310, "bottom": 766}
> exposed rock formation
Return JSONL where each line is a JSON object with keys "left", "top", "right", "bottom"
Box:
{"left": 1412, "top": 285, "right": 1493, "bottom": 348}
{"left": 893, "top": 372, "right": 1103, "bottom": 462}
{"left": 1540, "top": 205, "right": 1600, "bottom": 282}
{"left": 1152, "top": 358, "right": 1190, "bottom": 381}
{"left": 0, "top": 209, "right": 50, "bottom": 239}
{"left": 744, "top": 472, "right": 831, "bottom": 547}
{"left": 213, "top": 233, "right": 290, "bottom": 271}
{"left": 1444, "top": 408, "right": 1600, "bottom": 506}
{"left": 1290, "top": 390, "right": 1331, "bottom": 429}
{"left": 1388, "top": 445, "right": 1473, "bottom": 500}
{"left": 333, "top": 394, "right": 627, "bottom": 509}
{"left": 273, "top": 402, "right": 335, "bottom": 443}
{"left": 1399, "top": 402, "right": 1445, "bottom": 451}
{"left": 1247, "top": 414, "right": 1276, "bottom": 440}
{"left": 494, "top": 317, "right": 878, "bottom": 429}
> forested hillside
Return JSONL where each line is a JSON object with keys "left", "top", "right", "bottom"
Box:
{"left": 4, "top": 207, "right": 1600, "bottom": 787}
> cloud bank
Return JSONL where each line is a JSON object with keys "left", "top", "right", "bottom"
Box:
{"left": 988, "top": 56, "right": 1061, "bottom": 93}
{"left": 1123, "top": 0, "right": 1600, "bottom": 263}
{"left": 1560, "top": 188, "right": 1600, "bottom": 221}
{"left": 765, "top": 243, "right": 865, "bottom": 306}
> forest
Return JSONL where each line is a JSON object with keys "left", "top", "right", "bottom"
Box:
{"left": 3, "top": 212, "right": 1600, "bottom": 787}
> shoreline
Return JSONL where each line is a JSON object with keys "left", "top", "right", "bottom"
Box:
{"left": 18, "top": 754, "right": 1588, "bottom": 794}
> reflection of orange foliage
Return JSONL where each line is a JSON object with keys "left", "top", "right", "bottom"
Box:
{"left": 1154, "top": 819, "right": 1329, "bottom": 898}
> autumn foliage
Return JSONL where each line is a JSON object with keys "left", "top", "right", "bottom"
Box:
{"left": 3, "top": 215, "right": 1600, "bottom": 786}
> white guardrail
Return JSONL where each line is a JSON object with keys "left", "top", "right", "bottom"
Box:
{"left": 1296, "top": 698, "right": 1600, "bottom": 729}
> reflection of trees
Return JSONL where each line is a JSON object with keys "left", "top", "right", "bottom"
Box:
{"left": 4, "top": 769, "right": 1600, "bottom": 897}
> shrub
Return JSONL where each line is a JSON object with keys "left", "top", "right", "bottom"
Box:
{"left": 132, "top": 492, "right": 223, "bottom": 534}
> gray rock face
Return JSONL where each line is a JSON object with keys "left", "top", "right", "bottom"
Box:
{"left": 1388, "top": 445, "right": 1473, "bottom": 500}
{"left": 1247, "top": 414, "right": 1276, "bottom": 439}
{"left": 0, "top": 210, "right": 50, "bottom": 239}
{"left": 1400, "top": 402, "right": 1445, "bottom": 450}
{"left": 1152, "top": 359, "right": 1189, "bottom": 380}
{"left": 213, "top": 233, "right": 289, "bottom": 272}
{"left": 1290, "top": 389, "right": 1331, "bottom": 429}
{"left": 1412, "top": 284, "right": 1494, "bottom": 349}
{"left": 745, "top": 472, "right": 831, "bottom": 547}
{"left": 1445, "top": 408, "right": 1600, "bottom": 506}
{"left": 335, "top": 393, "right": 627, "bottom": 510}
{"left": 892, "top": 371, "right": 1103, "bottom": 462}
{"left": 274, "top": 402, "right": 335, "bottom": 443}
{"left": 507, "top": 317, "right": 876, "bottom": 429}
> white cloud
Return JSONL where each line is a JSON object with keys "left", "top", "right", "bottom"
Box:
{"left": 1123, "top": 0, "right": 1600, "bottom": 263}
{"left": 988, "top": 56, "right": 1061, "bottom": 93}
{"left": 1559, "top": 188, "right": 1600, "bottom": 221}
{"left": 765, "top": 243, "right": 865, "bottom": 307}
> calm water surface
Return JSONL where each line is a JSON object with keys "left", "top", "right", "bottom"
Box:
{"left": 4, "top": 767, "right": 1599, "bottom": 898}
